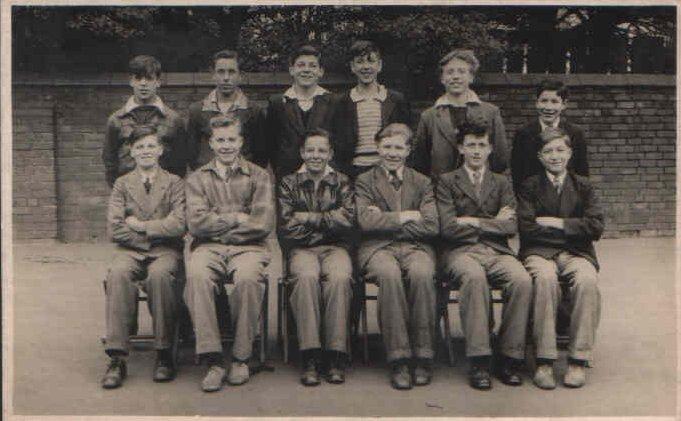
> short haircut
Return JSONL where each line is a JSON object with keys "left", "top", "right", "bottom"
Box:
{"left": 536, "top": 79, "right": 569, "bottom": 101}
{"left": 209, "top": 115, "right": 242, "bottom": 135}
{"left": 539, "top": 127, "right": 572, "bottom": 149}
{"left": 456, "top": 120, "right": 490, "bottom": 145}
{"left": 128, "top": 55, "right": 162, "bottom": 79}
{"left": 211, "top": 49, "right": 240, "bottom": 71}
{"left": 349, "top": 40, "right": 381, "bottom": 61}
{"left": 289, "top": 45, "right": 322, "bottom": 67}
{"left": 375, "top": 123, "right": 413, "bottom": 146}
{"left": 439, "top": 49, "right": 480, "bottom": 74}
{"left": 127, "top": 125, "right": 160, "bottom": 146}
{"left": 303, "top": 128, "right": 331, "bottom": 145}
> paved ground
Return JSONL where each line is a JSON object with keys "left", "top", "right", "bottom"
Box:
{"left": 8, "top": 237, "right": 678, "bottom": 417}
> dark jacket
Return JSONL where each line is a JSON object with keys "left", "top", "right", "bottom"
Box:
{"left": 331, "top": 88, "right": 411, "bottom": 176}
{"left": 517, "top": 172, "right": 604, "bottom": 270}
{"left": 102, "top": 98, "right": 187, "bottom": 187}
{"left": 277, "top": 167, "right": 355, "bottom": 249}
{"left": 511, "top": 119, "right": 589, "bottom": 195}
{"left": 265, "top": 91, "right": 336, "bottom": 179}
{"left": 436, "top": 167, "right": 517, "bottom": 256}
{"left": 186, "top": 89, "right": 267, "bottom": 170}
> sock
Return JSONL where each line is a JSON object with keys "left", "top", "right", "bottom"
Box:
{"left": 204, "top": 352, "right": 224, "bottom": 368}
{"left": 470, "top": 355, "right": 491, "bottom": 368}
{"left": 568, "top": 358, "right": 588, "bottom": 367}
{"left": 157, "top": 348, "right": 172, "bottom": 364}
{"left": 536, "top": 358, "right": 555, "bottom": 367}
{"left": 106, "top": 349, "right": 128, "bottom": 360}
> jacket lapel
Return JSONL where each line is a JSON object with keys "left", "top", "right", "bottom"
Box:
{"left": 478, "top": 168, "right": 495, "bottom": 206}
{"left": 347, "top": 96, "right": 359, "bottom": 144}
{"left": 453, "top": 168, "right": 479, "bottom": 205}
{"left": 537, "top": 172, "right": 561, "bottom": 215}
{"left": 558, "top": 174, "right": 578, "bottom": 217}
{"left": 381, "top": 94, "right": 396, "bottom": 127}
{"left": 283, "top": 99, "right": 305, "bottom": 138}
{"left": 307, "top": 94, "right": 330, "bottom": 131}
{"left": 373, "top": 167, "right": 398, "bottom": 210}
{"left": 434, "top": 107, "right": 459, "bottom": 148}
{"left": 144, "top": 169, "right": 170, "bottom": 216}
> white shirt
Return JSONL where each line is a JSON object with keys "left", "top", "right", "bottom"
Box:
{"left": 283, "top": 85, "right": 329, "bottom": 112}
{"left": 539, "top": 117, "right": 561, "bottom": 131}
{"left": 434, "top": 90, "right": 482, "bottom": 108}
{"left": 463, "top": 164, "right": 486, "bottom": 187}
{"left": 546, "top": 170, "right": 567, "bottom": 192}
{"left": 201, "top": 88, "right": 249, "bottom": 113}
{"left": 381, "top": 164, "right": 404, "bottom": 181}
{"left": 123, "top": 96, "right": 167, "bottom": 116}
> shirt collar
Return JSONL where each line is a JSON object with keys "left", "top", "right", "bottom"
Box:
{"left": 283, "top": 85, "right": 329, "bottom": 102}
{"left": 434, "top": 90, "right": 481, "bottom": 108}
{"left": 134, "top": 166, "right": 159, "bottom": 182}
{"left": 123, "top": 96, "right": 167, "bottom": 116}
{"left": 297, "top": 163, "right": 337, "bottom": 185}
{"left": 380, "top": 164, "right": 404, "bottom": 181}
{"left": 545, "top": 170, "right": 567, "bottom": 186}
{"left": 350, "top": 84, "right": 388, "bottom": 103}
{"left": 204, "top": 156, "right": 250, "bottom": 179}
{"left": 202, "top": 88, "right": 249, "bottom": 113}
{"left": 463, "top": 164, "right": 486, "bottom": 184}
{"left": 539, "top": 117, "right": 560, "bottom": 131}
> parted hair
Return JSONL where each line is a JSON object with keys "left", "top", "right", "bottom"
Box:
{"left": 128, "top": 55, "right": 162, "bottom": 79}
{"left": 289, "top": 45, "right": 322, "bottom": 66}
{"left": 438, "top": 49, "right": 480, "bottom": 74}
{"left": 539, "top": 127, "right": 572, "bottom": 148}
{"left": 375, "top": 123, "right": 413, "bottom": 146}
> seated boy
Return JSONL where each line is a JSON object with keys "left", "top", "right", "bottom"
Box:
{"left": 187, "top": 49, "right": 267, "bottom": 171}
{"left": 517, "top": 127, "right": 604, "bottom": 390}
{"left": 412, "top": 49, "right": 508, "bottom": 177}
{"left": 101, "top": 126, "right": 186, "bottom": 389}
{"left": 184, "top": 116, "right": 274, "bottom": 392}
{"left": 331, "top": 40, "right": 411, "bottom": 178}
{"left": 266, "top": 45, "right": 336, "bottom": 179}
{"left": 356, "top": 123, "right": 439, "bottom": 390}
{"left": 436, "top": 120, "right": 532, "bottom": 390}
{"left": 277, "top": 128, "right": 355, "bottom": 386}
{"left": 511, "top": 79, "right": 589, "bottom": 195}
{"left": 102, "top": 55, "right": 186, "bottom": 187}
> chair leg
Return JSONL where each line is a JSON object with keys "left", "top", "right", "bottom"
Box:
{"left": 282, "top": 283, "right": 289, "bottom": 364}
{"left": 277, "top": 280, "right": 283, "bottom": 350}
{"left": 361, "top": 298, "right": 369, "bottom": 364}
{"left": 259, "top": 281, "right": 268, "bottom": 365}
{"left": 443, "top": 302, "right": 455, "bottom": 367}
{"left": 172, "top": 320, "right": 181, "bottom": 368}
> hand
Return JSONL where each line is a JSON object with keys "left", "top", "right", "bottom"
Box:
{"left": 399, "top": 210, "right": 422, "bottom": 224}
{"left": 366, "top": 205, "right": 381, "bottom": 213}
{"left": 125, "top": 216, "right": 146, "bottom": 233}
{"left": 536, "top": 216, "right": 564, "bottom": 229}
{"left": 235, "top": 212, "right": 249, "bottom": 224}
{"left": 496, "top": 206, "right": 516, "bottom": 221}
{"left": 457, "top": 216, "right": 480, "bottom": 228}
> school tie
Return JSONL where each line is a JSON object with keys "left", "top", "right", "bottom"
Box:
{"left": 388, "top": 170, "right": 402, "bottom": 191}
{"left": 471, "top": 170, "right": 482, "bottom": 199}
{"left": 553, "top": 178, "right": 563, "bottom": 195}
{"left": 143, "top": 177, "right": 152, "bottom": 194}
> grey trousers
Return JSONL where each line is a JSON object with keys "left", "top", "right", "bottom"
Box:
{"left": 524, "top": 252, "right": 601, "bottom": 362}
{"left": 444, "top": 245, "right": 532, "bottom": 359}
{"left": 288, "top": 245, "right": 353, "bottom": 353}
{"left": 105, "top": 251, "right": 181, "bottom": 354}
{"left": 184, "top": 243, "right": 269, "bottom": 361}
{"left": 363, "top": 242, "right": 436, "bottom": 362}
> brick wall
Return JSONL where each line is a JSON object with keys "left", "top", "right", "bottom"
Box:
{"left": 12, "top": 73, "right": 675, "bottom": 241}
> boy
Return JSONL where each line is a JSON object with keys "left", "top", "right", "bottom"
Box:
{"left": 102, "top": 55, "right": 187, "bottom": 187}
{"left": 266, "top": 45, "right": 336, "bottom": 179}
{"left": 277, "top": 128, "right": 355, "bottom": 386}
{"left": 184, "top": 116, "right": 274, "bottom": 393}
{"left": 356, "top": 123, "right": 439, "bottom": 390}
{"left": 186, "top": 49, "right": 267, "bottom": 171}
{"left": 331, "top": 40, "right": 411, "bottom": 178}
{"left": 517, "top": 127, "right": 604, "bottom": 390}
{"left": 436, "top": 121, "right": 532, "bottom": 390}
{"left": 101, "top": 126, "right": 186, "bottom": 389}
{"left": 511, "top": 79, "right": 589, "bottom": 194}
{"left": 412, "top": 49, "right": 508, "bottom": 177}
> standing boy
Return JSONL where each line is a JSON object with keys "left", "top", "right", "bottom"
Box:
{"left": 517, "top": 127, "right": 604, "bottom": 390}
{"left": 356, "top": 123, "right": 439, "bottom": 390}
{"left": 186, "top": 49, "right": 267, "bottom": 171}
{"left": 412, "top": 49, "right": 508, "bottom": 177}
{"left": 184, "top": 117, "right": 274, "bottom": 392}
{"left": 266, "top": 45, "right": 336, "bottom": 179}
{"left": 278, "top": 128, "right": 355, "bottom": 386}
{"left": 511, "top": 79, "right": 589, "bottom": 194}
{"left": 102, "top": 55, "right": 186, "bottom": 187}
{"left": 436, "top": 121, "right": 532, "bottom": 390}
{"left": 331, "top": 40, "right": 411, "bottom": 178}
{"left": 101, "top": 126, "right": 186, "bottom": 389}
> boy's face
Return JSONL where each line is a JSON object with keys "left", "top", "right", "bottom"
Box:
{"left": 377, "top": 134, "right": 410, "bottom": 172}
{"left": 130, "top": 135, "right": 163, "bottom": 169}
{"left": 209, "top": 125, "right": 243, "bottom": 166}
{"left": 129, "top": 74, "right": 161, "bottom": 102}
{"left": 536, "top": 90, "right": 566, "bottom": 125}
{"left": 300, "top": 135, "right": 332, "bottom": 175}
{"left": 460, "top": 133, "right": 491, "bottom": 171}
{"left": 538, "top": 137, "right": 572, "bottom": 175}
{"left": 213, "top": 58, "right": 241, "bottom": 97}
{"left": 350, "top": 52, "right": 382, "bottom": 85}
{"left": 440, "top": 57, "right": 474, "bottom": 96}
{"left": 289, "top": 55, "right": 324, "bottom": 88}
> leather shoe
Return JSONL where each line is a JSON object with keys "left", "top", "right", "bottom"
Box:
{"left": 153, "top": 357, "right": 176, "bottom": 382}
{"left": 563, "top": 364, "right": 586, "bottom": 388}
{"left": 533, "top": 364, "right": 556, "bottom": 390}
{"left": 101, "top": 358, "right": 127, "bottom": 389}
{"left": 495, "top": 361, "right": 523, "bottom": 386}
{"left": 413, "top": 360, "right": 433, "bottom": 386}
{"left": 201, "top": 365, "right": 227, "bottom": 392}
{"left": 390, "top": 363, "right": 412, "bottom": 390}
{"left": 228, "top": 361, "right": 250, "bottom": 385}
{"left": 469, "top": 365, "right": 492, "bottom": 390}
{"left": 301, "top": 359, "right": 321, "bottom": 386}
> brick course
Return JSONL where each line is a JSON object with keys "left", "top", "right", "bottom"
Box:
{"left": 12, "top": 73, "right": 676, "bottom": 241}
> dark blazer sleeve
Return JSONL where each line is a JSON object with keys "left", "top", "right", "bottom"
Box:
{"left": 511, "top": 126, "right": 531, "bottom": 194}
{"left": 563, "top": 179, "right": 604, "bottom": 241}
{"left": 103, "top": 114, "right": 120, "bottom": 188}
{"left": 436, "top": 175, "right": 478, "bottom": 243}
{"left": 517, "top": 179, "right": 567, "bottom": 246}
{"left": 355, "top": 174, "right": 402, "bottom": 233}
{"left": 411, "top": 110, "right": 431, "bottom": 174}
{"left": 165, "top": 112, "right": 188, "bottom": 178}
{"left": 186, "top": 103, "right": 203, "bottom": 171}
{"left": 489, "top": 105, "right": 509, "bottom": 173}
{"left": 320, "top": 176, "right": 355, "bottom": 233}
{"left": 277, "top": 176, "right": 320, "bottom": 246}
{"left": 264, "top": 96, "right": 280, "bottom": 171}
{"left": 392, "top": 91, "right": 412, "bottom": 127}
{"left": 478, "top": 176, "right": 517, "bottom": 236}
{"left": 107, "top": 179, "right": 151, "bottom": 251}
{"left": 402, "top": 175, "right": 439, "bottom": 240}
{"left": 245, "top": 105, "right": 269, "bottom": 169}
{"left": 569, "top": 124, "right": 590, "bottom": 177}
